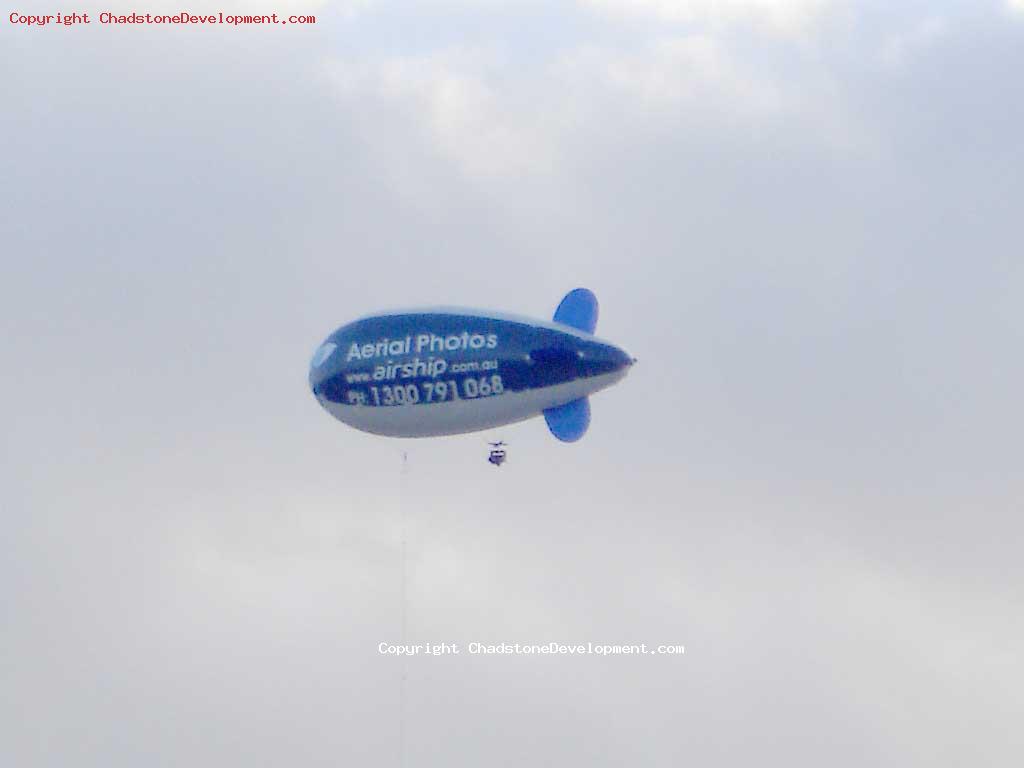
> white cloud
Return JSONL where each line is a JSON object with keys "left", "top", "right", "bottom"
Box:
{"left": 327, "top": 50, "right": 559, "bottom": 182}
{"left": 325, "top": 31, "right": 865, "bottom": 192}
{"left": 568, "top": 35, "right": 786, "bottom": 118}
{"left": 878, "top": 15, "right": 950, "bottom": 70}
{"left": 580, "top": 0, "right": 833, "bottom": 36}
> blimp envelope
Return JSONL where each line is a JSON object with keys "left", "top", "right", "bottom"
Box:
{"left": 309, "top": 289, "right": 633, "bottom": 441}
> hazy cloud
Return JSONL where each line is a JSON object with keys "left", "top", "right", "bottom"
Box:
{"left": 579, "top": 0, "right": 833, "bottom": 36}
{"left": 3, "top": 2, "right": 1023, "bottom": 766}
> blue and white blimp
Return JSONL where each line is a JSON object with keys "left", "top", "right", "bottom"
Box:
{"left": 308, "top": 289, "right": 634, "bottom": 442}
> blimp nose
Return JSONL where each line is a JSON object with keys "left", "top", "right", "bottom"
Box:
{"left": 599, "top": 342, "right": 634, "bottom": 372}
{"left": 578, "top": 341, "right": 634, "bottom": 376}
{"left": 616, "top": 347, "right": 635, "bottom": 370}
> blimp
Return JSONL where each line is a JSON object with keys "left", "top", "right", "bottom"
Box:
{"left": 308, "top": 289, "right": 634, "bottom": 442}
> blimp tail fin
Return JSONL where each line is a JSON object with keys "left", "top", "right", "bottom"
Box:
{"left": 553, "top": 288, "right": 598, "bottom": 334}
{"left": 544, "top": 397, "right": 590, "bottom": 442}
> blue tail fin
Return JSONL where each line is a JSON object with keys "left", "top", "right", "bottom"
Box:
{"left": 553, "top": 288, "right": 598, "bottom": 334}
{"left": 544, "top": 397, "right": 590, "bottom": 442}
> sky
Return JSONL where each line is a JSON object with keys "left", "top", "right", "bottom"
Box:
{"left": 2, "top": 1, "right": 1023, "bottom": 765}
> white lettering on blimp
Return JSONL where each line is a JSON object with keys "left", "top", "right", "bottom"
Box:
{"left": 347, "top": 332, "right": 497, "bottom": 362}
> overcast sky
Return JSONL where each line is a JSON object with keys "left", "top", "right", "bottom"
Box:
{"left": 3, "top": 1, "right": 1023, "bottom": 765}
